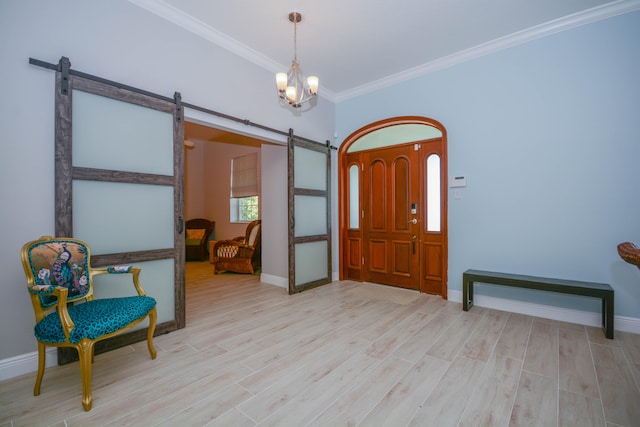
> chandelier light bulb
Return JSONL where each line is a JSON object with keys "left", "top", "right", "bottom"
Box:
{"left": 276, "top": 72, "right": 288, "bottom": 92}
{"left": 307, "top": 76, "right": 319, "bottom": 95}
{"left": 286, "top": 86, "right": 297, "bottom": 102}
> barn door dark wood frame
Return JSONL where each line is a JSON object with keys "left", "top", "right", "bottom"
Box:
{"left": 288, "top": 132, "right": 333, "bottom": 294}
{"left": 53, "top": 57, "right": 185, "bottom": 364}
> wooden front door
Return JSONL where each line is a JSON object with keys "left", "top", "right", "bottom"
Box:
{"left": 339, "top": 117, "right": 448, "bottom": 297}
{"left": 362, "top": 144, "right": 420, "bottom": 289}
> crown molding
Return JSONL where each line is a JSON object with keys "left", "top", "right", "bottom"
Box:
{"left": 129, "top": 0, "right": 639, "bottom": 105}
{"left": 128, "top": 0, "right": 279, "bottom": 71}
{"left": 127, "top": 0, "right": 337, "bottom": 102}
{"left": 335, "top": 0, "right": 640, "bottom": 102}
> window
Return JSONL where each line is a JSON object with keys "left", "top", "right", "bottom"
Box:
{"left": 231, "top": 196, "right": 259, "bottom": 222}
{"left": 349, "top": 164, "right": 359, "bottom": 228}
{"left": 230, "top": 153, "right": 259, "bottom": 222}
{"left": 426, "top": 154, "right": 441, "bottom": 232}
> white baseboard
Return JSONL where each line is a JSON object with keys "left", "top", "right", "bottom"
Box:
{"left": 0, "top": 348, "right": 58, "bottom": 382}
{"left": 448, "top": 290, "right": 640, "bottom": 334}
{"left": 260, "top": 273, "right": 287, "bottom": 289}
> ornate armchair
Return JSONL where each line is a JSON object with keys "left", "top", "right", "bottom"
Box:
{"left": 185, "top": 218, "right": 215, "bottom": 261}
{"left": 20, "top": 236, "right": 157, "bottom": 411}
{"left": 212, "top": 220, "right": 261, "bottom": 274}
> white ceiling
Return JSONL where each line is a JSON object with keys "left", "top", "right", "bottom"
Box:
{"left": 129, "top": 0, "right": 639, "bottom": 103}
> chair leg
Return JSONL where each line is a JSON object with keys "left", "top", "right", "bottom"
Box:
{"left": 77, "top": 339, "right": 94, "bottom": 411}
{"left": 34, "top": 341, "right": 46, "bottom": 396}
{"left": 147, "top": 307, "right": 158, "bottom": 359}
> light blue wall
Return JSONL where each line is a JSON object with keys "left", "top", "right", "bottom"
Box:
{"left": 336, "top": 10, "right": 640, "bottom": 318}
{"left": 0, "top": 0, "right": 335, "bottom": 360}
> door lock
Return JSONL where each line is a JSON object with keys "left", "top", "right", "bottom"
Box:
{"left": 408, "top": 218, "right": 418, "bottom": 224}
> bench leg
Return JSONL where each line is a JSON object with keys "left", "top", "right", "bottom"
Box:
{"left": 602, "top": 294, "right": 614, "bottom": 339}
{"left": 463, "top": 274, "right": 474, "bottom": 311}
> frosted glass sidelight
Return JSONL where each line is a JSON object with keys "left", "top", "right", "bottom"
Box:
{"left": 72, "top": 89, "right": 174, "bottom": 175}
{"left": 295, "top": 241, "right": 328, "bottom": 285}
{"left": 93, "top": 259, "right": 175, "bottom": 325}
{"left": 427, "top": 154, "right": 441, "bottom": 232}
{"left": 294, "top": 195, "right": 327, "bottom": 236}
{"left": 294, "top": 146, "right": 326, "bottom": 191}
{"left": 73, "top": 180, "right": 175, "bottom": 254}
{"left": 349, "top": 165, "right": 359, "bottom": 228}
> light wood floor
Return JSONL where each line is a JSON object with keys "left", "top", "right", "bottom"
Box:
{"left": 2, "top": 261, "right": 640, "bottom": 426}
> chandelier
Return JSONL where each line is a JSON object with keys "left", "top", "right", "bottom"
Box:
{"left": 275, "top": 12, "right": 319, "bottom": 109}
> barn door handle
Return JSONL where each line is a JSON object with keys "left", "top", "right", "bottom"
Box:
{"left": 178, "top": 216, "right": 184, "bottom": 234}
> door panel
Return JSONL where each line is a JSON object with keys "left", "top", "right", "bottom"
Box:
{"left": 72, "top": 181, "right": 174, "bottom": 254}
{"left": 347, "top": 237, "right": 361, "bottom": 271}
{"left": 369, "top": 240, "right": 387, "bottom": 272}
{"left": 72, "top": 89, "right": 174, "bottom": 174}
{"left": 55, "top": 66, "right": 184, "bottom": 363}
{"left": 369, "top": 160, "right": 386, "bottom": 230}
{"left": 393, "top": 157, "right": 411, "bottom": 231}
{"left": 288, "top": 135, "right": 332, "bottom": 293}
{"left": 392, "top": 240, "right": 412, "bottom": 275}
{"left": 294, "top": 195, "right": 327, "bottom": 236}
{"left": 363, "top": 145, "right": 419, "bottom": 289}
{"left": 294, "top": 241, "right": 329, "bottom": 285}
{"left": 344, "top": 153, "right": 363, "bottom": 280}
{"left": 419, "top": 141, "right": 447, "bottom": 296}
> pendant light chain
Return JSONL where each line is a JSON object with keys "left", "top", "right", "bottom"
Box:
{"left": 293, "top": 15, "right": 298, "bottom": 62}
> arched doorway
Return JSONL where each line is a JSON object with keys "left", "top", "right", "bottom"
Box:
{"left": 338, "top": 116, "right": 448, "bottom": 297}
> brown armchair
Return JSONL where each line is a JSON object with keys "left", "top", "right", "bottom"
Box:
{"left": 185, "top": 218, "right": 215, "bottom": 261}
{"left": 212, "top": 220, "right": 261, "bottom": 274}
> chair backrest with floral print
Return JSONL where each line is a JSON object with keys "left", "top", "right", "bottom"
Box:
{"left": 22, "top": 236, "right": 94, "bottom": 312}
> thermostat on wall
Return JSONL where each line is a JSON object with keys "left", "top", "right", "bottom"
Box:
{"left": 450, "top": 176, "right": 466, "bottom": 187}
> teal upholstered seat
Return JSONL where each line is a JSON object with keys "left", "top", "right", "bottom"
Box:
{"left": 21, "top": 236, "right": 158, "bottom": 411}
{"left": 34, "top": 296, "right": 157, "bottom": 344}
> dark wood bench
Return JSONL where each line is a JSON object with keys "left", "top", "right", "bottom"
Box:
{"left": 462, "top": 269, "right": 615, "bottom": 339}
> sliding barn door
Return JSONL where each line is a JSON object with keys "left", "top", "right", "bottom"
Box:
{"left": 55, "top": 59, "right": 184, "bottom": 362}
{"left": 288, "top": 134, "right": 332, "bottom": 294}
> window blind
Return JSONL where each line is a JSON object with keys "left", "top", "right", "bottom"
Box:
{"left": 231, "top": 153, "right": 258, "bottom": 198}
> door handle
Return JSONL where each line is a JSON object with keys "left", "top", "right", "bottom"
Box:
{"left": 408, "top": 218, "right": 418, "bottom": 224}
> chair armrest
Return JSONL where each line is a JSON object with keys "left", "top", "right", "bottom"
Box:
{"left": 92, "top": 266, "right": 147, "bottom": 296}
{"left": 29, "top": 285, "right": 74, "bottom": 341}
